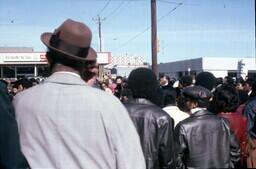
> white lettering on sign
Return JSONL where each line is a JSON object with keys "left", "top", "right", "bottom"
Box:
{"left": 0, "top": 53, "right": 48, "bottom": 64}
{"left": 5, "top": 55, "right": 34, "bottom": 61}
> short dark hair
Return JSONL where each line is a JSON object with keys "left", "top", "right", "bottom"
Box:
{"left": 15, "top": 78, "right": 33, "bottom": 89}
{"left": 128, "top": 68, "right": 158, "bottom": 102}
{"left": 179, "top": 75, "right": 193, "bottom": 88}
{"left": 163, "top": 88, "right": 177, "bottom": 106}
{"left": 46, "top": 49, "right": 85, "bottom": 72}
{"left": 208, "top": 84, "right": 239, "bottom": 114}
{"left": 195, "top": 72, "right": 216, "bottom": 91}
{"left": 244, "top": 78, "right": 255, "bottom": 86}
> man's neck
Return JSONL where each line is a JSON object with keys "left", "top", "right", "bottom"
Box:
{"left": 51, "top": 63, "right": 80, "bottom": 75}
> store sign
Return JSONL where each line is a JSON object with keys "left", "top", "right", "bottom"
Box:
{"left": 0, "top": 52, "right": 110, "bottom": 65}
{"left": 4, "top": 55, "right": 36, "bottom": 61}
{"left": 0, "top": 53, "right": 47, "bottom": 64}
{"left": 97, "top": 52, "right": 111, "bottom": 64}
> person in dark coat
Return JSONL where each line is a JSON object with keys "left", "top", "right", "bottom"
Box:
{"left": 175, "top": 85, "right": 240, "bottom": 169}
{"left": 243, "top": 80, "right": 256, "bottom": 168}
{"left": 0, "top": 80, "right": 29, "bottom": 169}
{"left": 123, "top": 67, "right": 175, "bottom": 169}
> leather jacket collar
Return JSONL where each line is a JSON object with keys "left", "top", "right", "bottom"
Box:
{"left": 128, "top": 98, "right": 155, "bottom": 106}
{"left": 190, "top": 109, "right": 214, "bottom": 117}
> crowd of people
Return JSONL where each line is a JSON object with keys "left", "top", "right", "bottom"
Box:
{"left": 0, "top": 18, "right": 256, "bottom": 169}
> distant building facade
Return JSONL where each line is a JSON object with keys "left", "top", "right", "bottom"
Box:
{"left": 0, "top": 47, "right": 111, "bottom": 78}
{"left": 0, "top": 47, "right": 48, "bottom": 78}
{"left": 158, "top": 57, "right": 256, "bottom": 79}
{"left": 105, "top": 54, "right": 148, "bottom": 77}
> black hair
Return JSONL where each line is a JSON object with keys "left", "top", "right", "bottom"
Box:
{"left": 195, "top": 72, "right": 216, "bottom": 91}
{"left": 163, "top": 87, "right": 177, "bottom": 106}
{"left": 179, "top": 75, "right": 193, "bottom": 88}
{"left": 238, "top": 90, "right": 249, "bottom": 104}
{"left": 15, "top": 78, "right": 33, "bottom": 89}
{"left": 208, "top": 84, "right": 239, "bottom": 114}
{"left": 128, "top": 68, "right": 158, "bottom": 102}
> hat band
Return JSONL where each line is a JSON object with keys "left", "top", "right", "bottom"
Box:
{"left": 50, "top": 34, "right": 89, "bottom": 58}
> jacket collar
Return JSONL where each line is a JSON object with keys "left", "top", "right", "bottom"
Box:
{"left": 45, "top": 72, "right": 87, "bottom": 86}
{"left": 128, "top": 98, "right": 155, "bottom": 106}
{"left": 190, "top": 109, "right": 214, "bottom": 117}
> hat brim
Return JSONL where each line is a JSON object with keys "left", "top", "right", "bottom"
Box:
{"left": 41, "top": 32, "right": 97, "bottom": 61}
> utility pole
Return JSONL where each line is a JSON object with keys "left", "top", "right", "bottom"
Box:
{"left": 151, "top": 0, "right": 158, "bottom": 76}
{"left": 93, "top": 15, "right": 106, "bottom": 52}
{"left": 93, "top": 15, "right": 106, "bottom": 80}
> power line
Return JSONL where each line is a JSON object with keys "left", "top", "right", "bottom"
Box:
{"left": 105, "top": 1, "right": 125, "bottom": 19}
{"left": 89, "top": 0, "right": 111, "bottom": 32}
{"left": 158, "top": 0, "right": 181, "bottom": 5}
{"left": 158, "top": 0, "right": 199, "bottom": 6}
{"left": 97, "top": 0, "right": 112, "bottom": 16}
{"left": 114, "top": 2, "right": 183, "bottom": 51}
{"left": 157, "top": 2, "right": 183, "bottom": 21}
{"left": 115, "top": 27, "right": 151, "bottom": 51}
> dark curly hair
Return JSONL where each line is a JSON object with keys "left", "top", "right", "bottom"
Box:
{"left": 208, "top": 84, "right": 239, "bottom": 114}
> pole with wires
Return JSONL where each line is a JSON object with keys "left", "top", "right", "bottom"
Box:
{"left": 151, "top": 0, "right": 158, "bottom": 76}
{"left": 93, "top": 15, "right": 106, "bottom": 80}
{"left": 93, "top": 15, "right": 106, "bottom": 52}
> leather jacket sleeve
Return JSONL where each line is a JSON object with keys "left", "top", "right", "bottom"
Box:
{"left": 174, "top": 124, "right": 187, "bottom": 169}
{"left": 220, "top": 118, "right": 240, "bottom": 168}
{"left": 244, "top": 100, "right": 256, "bottom": 139}
{"left": 158, "top": 116, "right": 175, "bottom": 169}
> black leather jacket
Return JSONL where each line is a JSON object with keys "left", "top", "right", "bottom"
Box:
{"left": 174, "top": 109, "right": 240, "bottom": 169}
{"left": 124, "top": 98, "right": 175, "bottom": 169}
{"left": 243, "top": 97, "right": 256, "bottom": 139}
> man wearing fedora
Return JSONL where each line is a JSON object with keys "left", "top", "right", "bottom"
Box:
{"left": 13, "top": 19, "right": 145, "bottom": 169}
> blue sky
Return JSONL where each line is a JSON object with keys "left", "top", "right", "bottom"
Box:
{"left": 0, "top": 0, "right": 255, "bottom": 63}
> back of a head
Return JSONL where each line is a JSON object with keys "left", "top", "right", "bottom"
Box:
{"left": 17, "top": 78, "right": 33, "bottom": 89}
{"left": 179, "top": 75, "right": 193, "bottom": 88}
{"left": 180, "top": 85, "right": 212, "bottom": 109}
{"left": 195, "top": 71, "right": 216, "bottom": 91}
{"left": 163, "top": 87, "right": 177, "bottom": 106}
{"left": 244, "top": 78, "right": 255, "bottom": 87}
{"left": 41, "top": 19, "right": 95, "bottom": 73}
{"left": 128, "top": 68, "right": 158, "bottom": 102}
{"left": 208, "top": 84, "right": 239, "bottom": 114}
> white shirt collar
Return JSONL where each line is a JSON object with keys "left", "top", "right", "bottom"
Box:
{"left": 191, "top": 107, "right": 207, "bottom": 114}
{"left": 53, "top": 71, "right": 81, "bottom": 78}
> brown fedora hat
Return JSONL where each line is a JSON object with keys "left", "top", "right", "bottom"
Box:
{"left": 41, "top": 19, "right": 94, "bottom": 61}
{"left": 87, "top": 47, "right": 97, "bottom": 61}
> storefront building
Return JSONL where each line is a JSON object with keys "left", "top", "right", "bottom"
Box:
{"left": 0, "top": 47, "right": 111, "bottom": 79}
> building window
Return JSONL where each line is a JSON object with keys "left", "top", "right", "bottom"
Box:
{"left": 3, "top": 67, "right": 15, "bottom": 78}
